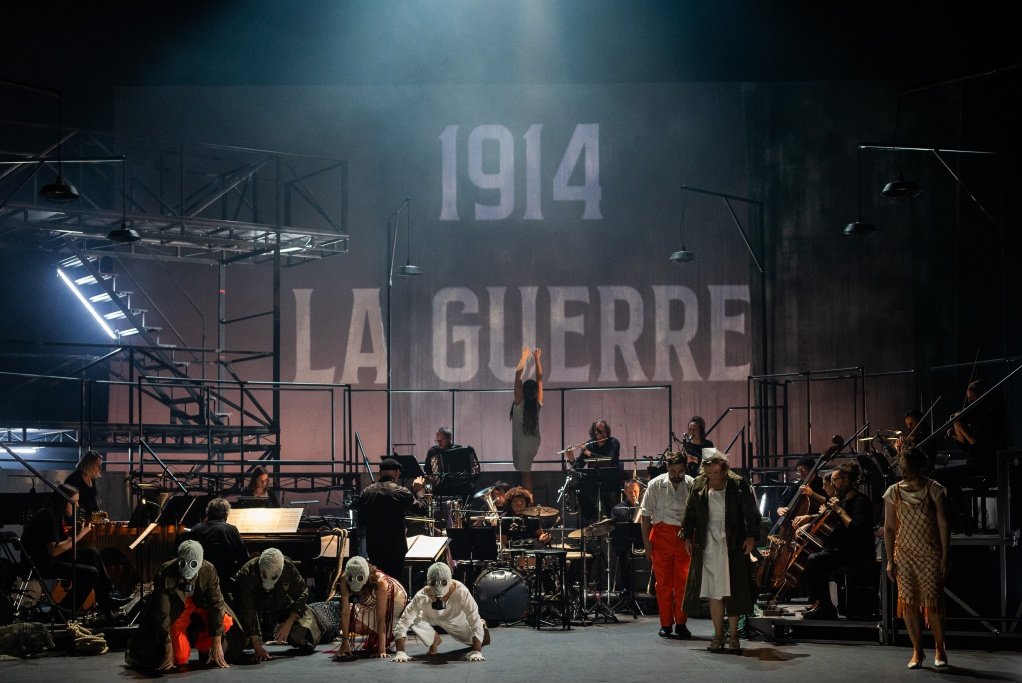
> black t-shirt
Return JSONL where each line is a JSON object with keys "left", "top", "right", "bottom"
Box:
{"left": 64, "top": 470, "right": 99, "bottom": 514}
{"left": 576, "top": 437, "right": 621, "bottom": 469}
{"left": 21, "top": 507, "right": 67, "bottom": 569}
{"left": 682, "top": 439, "right": 714, "bottom": 476}
{"left": 182, "top": 520, "right": 250, "bottom": 585}
{"left": 828, "top": 491, "right": 875, "bottom": 557}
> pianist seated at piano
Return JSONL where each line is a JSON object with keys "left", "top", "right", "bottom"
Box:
{"left": 232, "top": 548, "right": 325, "bottom": 662}
{"left": 180, "top": 498, "right": 249, "bottom": 598}
{"left": 238, "top": 465, "right": 280, "bottom": 507}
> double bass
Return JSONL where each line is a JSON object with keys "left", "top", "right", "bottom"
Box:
{"left": 757, "top": 435, "right": 845, "bottom": 596}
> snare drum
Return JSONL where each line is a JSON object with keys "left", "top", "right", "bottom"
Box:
{"left": 472, "top": 567, "right": 529, "bottom": 623}
{"left": 508, "top": 550, "right": 537, "bottom": 572}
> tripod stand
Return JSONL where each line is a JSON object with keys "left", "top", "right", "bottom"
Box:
{"left": 608, "top": 519, "right": 644, "bottom": 618}
{"left": 566, "top": 466, "right": 619, "bottom": 624}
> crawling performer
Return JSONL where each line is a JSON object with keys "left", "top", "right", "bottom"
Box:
{"left": 391, "top": 562, "right": 490, "bottom": 663}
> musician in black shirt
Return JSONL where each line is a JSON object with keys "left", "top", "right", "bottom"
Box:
{"left": 566, "top": 419, "right": 622, "bottom": 524}
{"left": 182, "top": 497, "right": 249, "bottom": 596}
{"left": 64, "top": 450, "right": 103, "bottom": 515}
{"left": 21, "top": 484, "right": 128, "bottom": 616}
{"left": 800, "top": 462, "right": 875, "bottom": 620}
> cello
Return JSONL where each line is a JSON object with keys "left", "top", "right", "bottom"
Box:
{"left": 757, "top": 435, "right": 842, "bottom": 594}
{"left": 776, "top": 471, "right": 866, "bottom": 594}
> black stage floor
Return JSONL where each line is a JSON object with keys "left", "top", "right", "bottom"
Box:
{"left": 2, "top": 614, "right": 1020, "bottom": 683}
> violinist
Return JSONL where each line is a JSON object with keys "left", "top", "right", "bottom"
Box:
{"left": 932, "top": 380, "right": 1007, "bottom": 532}
{"left": 894, "top": 410, "right": 933, "bottom": 470}
{"left": 800, "top": 462, "right": 875, "bottom": 620}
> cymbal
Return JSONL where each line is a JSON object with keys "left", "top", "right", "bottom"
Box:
{"left": 521, "top": 505, "right": 559, "bottom": 518}
{"left": 548, "top": 542, "right": 579, "bottom": 550}
{"left": 404, "top": 516, "right": 436, "bottom": 524}
{"left": 567, "top": 518, "right": 614, "bottom": 539}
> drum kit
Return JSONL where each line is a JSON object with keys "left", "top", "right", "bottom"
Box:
{"left": 434, "top": 485, "right": 633, "bottom": 627}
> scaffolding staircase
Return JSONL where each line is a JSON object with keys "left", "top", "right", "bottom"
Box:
{"left": 55, "top": 241, "right": 221, "bottom": 428}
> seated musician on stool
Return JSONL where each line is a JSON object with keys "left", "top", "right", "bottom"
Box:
{"left": 125, "top": 540, "right": 245, "bottom": 670}
{"left": 20, "top": 483, "right": 130, "bottom": 618}
{"left": 790, "top": 470, "right": 836, "bottom": 530}
{"left": 181, "top": 498, "right": 249, "bottom": 597}
{"left": 640, "top": 452, "right": 693, "bottom": 638}
{"left": 327, "top": 556, "right": 408, "bottom": 660}
{"left": 241, "top": 465, "right": 280, "bottom": 507}
{"left": 776, "top": 455, "right": 824, "bottom": 519}
{"left": 64, "top": 450, "right": 104, "bottom": 516}
{"left": 232, "top": 548, "right": 324, "bottom": 661}
{"left": 501, "top": 486, "right": 551, "bottom": 546}
{"left": 566, "top": 419, "right": 622, "bottom": 524}
{"left": 392, "top": 562, "right": 490, "bottom": 663}
{"left": 800, "top": 461, "right": 876, "bottom": 620}
{"left": 610, "top": 480, "right": 643, "bottom": 595}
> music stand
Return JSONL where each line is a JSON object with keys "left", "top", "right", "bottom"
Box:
{"left": 127, "top": 496, "right": 160, "bottom": 528}
{"left": 447, "top": 527, "right": 498, "bottom": 564}
{"left": 609, "top": 521, "right": 644, "bottom": 617}
{"left": 434, "top": 446, "right": 477, "bottom": 497}
{"left": 384, "top": 454, "right": 425, "bottom": 480}
{"left": 159, "top": 495, "right": 199, "bottom": 526}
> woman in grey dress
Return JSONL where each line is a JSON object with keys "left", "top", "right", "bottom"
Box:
{"left": 510, "top": 345, "right": 543, "bottom": 490}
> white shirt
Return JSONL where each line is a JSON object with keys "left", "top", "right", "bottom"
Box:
{"left": 393, "top": 580, "right": 486, "bottom": 644}
{"left": 640, "top": 472, "right": 694, "bottom": 526}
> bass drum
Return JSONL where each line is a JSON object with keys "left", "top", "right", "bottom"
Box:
{"left": 472, "top": 567, "right": 529, "bottom": 624}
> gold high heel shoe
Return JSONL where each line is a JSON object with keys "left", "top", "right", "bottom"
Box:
{"left": 727, "top": 635, "right": 741, "bottom": 653}
{"left": 706, "top": 636, "right": 725, "bottom": 652}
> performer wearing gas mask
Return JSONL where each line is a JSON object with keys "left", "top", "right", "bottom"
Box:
{"left": 391, "top": 561, "right": 489, "bottom": 663}
{"left": 328, "top": 556, "right": 408, "bottom": 659}
{"left": 232, "top": 547, "right": 324, "bottom": 662}
{"left": 124, "top": 540, "right": 245, "bottom": 670}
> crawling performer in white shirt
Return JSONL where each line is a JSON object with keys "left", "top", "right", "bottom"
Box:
{"left": 391, "top": 562, "right": 490, "bottom": 663}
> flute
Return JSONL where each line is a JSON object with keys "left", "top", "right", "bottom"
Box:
{"left": 556, "top": 439, "right": 597, "bottom": 455}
